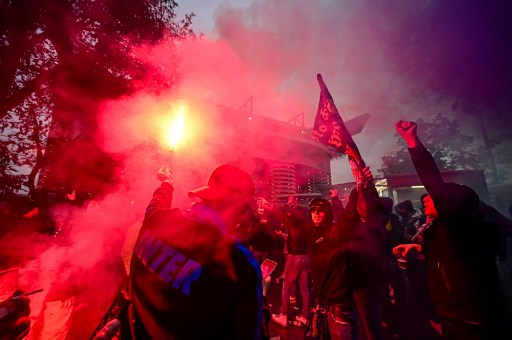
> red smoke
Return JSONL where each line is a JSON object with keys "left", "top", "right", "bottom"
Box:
{"left": 4, "top": 1, "right": 511, "bottom": 337}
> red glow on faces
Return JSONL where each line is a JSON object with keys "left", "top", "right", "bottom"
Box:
{"left": 422, "top": 195, "right": 438, "bottom": 219}
{"left": 311, "top": 210, "right": 326, "bottom": 226}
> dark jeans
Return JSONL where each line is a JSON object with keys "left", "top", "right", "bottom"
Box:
{"left": 280, "top": 254, "right": 310, "bottom": 317}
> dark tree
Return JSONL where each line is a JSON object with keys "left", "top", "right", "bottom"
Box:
{"left": 386, "top": 0, "right": 512, "bottom": 184}
{"left": 0, "top": 0, "right": 195, "bottom": 197}
{"left": 389, "top": 0, "right": 512, "bottom": 115}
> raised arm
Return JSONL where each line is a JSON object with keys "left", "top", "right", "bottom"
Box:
{"left": 144, "top": 166, "right": 174, "bottom": 221}
{"left": 395, "top": 120, "right": 445, "bottom": 194}
{"left": 395, "top": 120, "right": 483, "bottom": 218}
{"left": 330, "top": 189, "right": 345, "bottom": 222}
{"left": 359, "top": 167, "right": 384, "bottom": 217}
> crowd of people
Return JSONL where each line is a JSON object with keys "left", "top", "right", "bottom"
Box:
{"left": 2, "top": 120, "right": 512, "bottom": 339}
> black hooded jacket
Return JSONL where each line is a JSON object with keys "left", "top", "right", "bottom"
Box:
{"left": 344, "top": 185, "right": 387, "bottom": 292}
{"left": 409, "top": 143, "right": 506, "bottom": 324}
{"left": 305, "top": 183, "right": 386, "bottom": 306}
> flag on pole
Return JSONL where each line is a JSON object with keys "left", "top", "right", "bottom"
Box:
{"left": 312, "top": 73, "right": 366, "bottom": 169}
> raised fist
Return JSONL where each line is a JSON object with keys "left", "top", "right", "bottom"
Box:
{"left": 395, "top": 120, "right": 420, "bottom": 147}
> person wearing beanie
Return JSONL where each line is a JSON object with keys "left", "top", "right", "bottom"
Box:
{"left": 304, "top": 196, "right": 353, "bottom": 339}
{"left": 394, "top": 200, "right": 420, "bottom": 242}
{"left": 305, "top": 165, "right": 386, "bottom": 340}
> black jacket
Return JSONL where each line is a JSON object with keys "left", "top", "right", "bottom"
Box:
{"left": 409, "top": 143, "right": 506, "bottom": 323}
{"left": 273, "top": 205, "right": 309, "bottom": 255}
{"left": 339, "top": 184, "right": 387, "bottom": 293}
{"left": 306, "top": 219, "right": 353, "bottom": 305}
{"left": 306, "top": 182, "right": 386, "bottom": 305}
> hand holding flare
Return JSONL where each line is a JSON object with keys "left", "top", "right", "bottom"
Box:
{"left": 157, "top": 166, "right": 173, "bottom": 185}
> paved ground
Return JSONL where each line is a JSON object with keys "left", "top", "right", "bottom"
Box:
{"left": 268, "top": 313, "right": 306, "bottom": 340}
{"left": 266, "top": 278, "right": 307, "bottom": 340}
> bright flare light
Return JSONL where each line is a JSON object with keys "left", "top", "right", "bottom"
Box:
{"left": 166, "top": 105, "right": 186, "bottom": 151}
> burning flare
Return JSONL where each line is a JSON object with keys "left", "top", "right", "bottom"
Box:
{"left": 166, "top": 104, "right": 186, "bottom": 151}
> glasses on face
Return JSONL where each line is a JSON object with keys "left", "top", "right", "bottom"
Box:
{"left": 310, "top": 207, "right": 325, "bottom": 214}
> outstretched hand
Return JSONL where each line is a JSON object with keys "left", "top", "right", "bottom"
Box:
{"left": 392, "top": 243, "right": 421, "bottom": 258}
{"left": 65, "top": 190, "right": 76, "bottom": 201}
{"left": 395, "top": 120, "right": 420, "bottom": 148}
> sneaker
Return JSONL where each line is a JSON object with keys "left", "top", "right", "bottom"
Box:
{"left": 271, "top": 313, "right": 287, "bottom": 327}
{"left": 295, "top": 315, "right": 307, "bottom": 326}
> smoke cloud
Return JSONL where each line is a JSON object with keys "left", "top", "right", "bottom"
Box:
{"left": 210, "top": 0, "right": 512, "bottom": 181}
